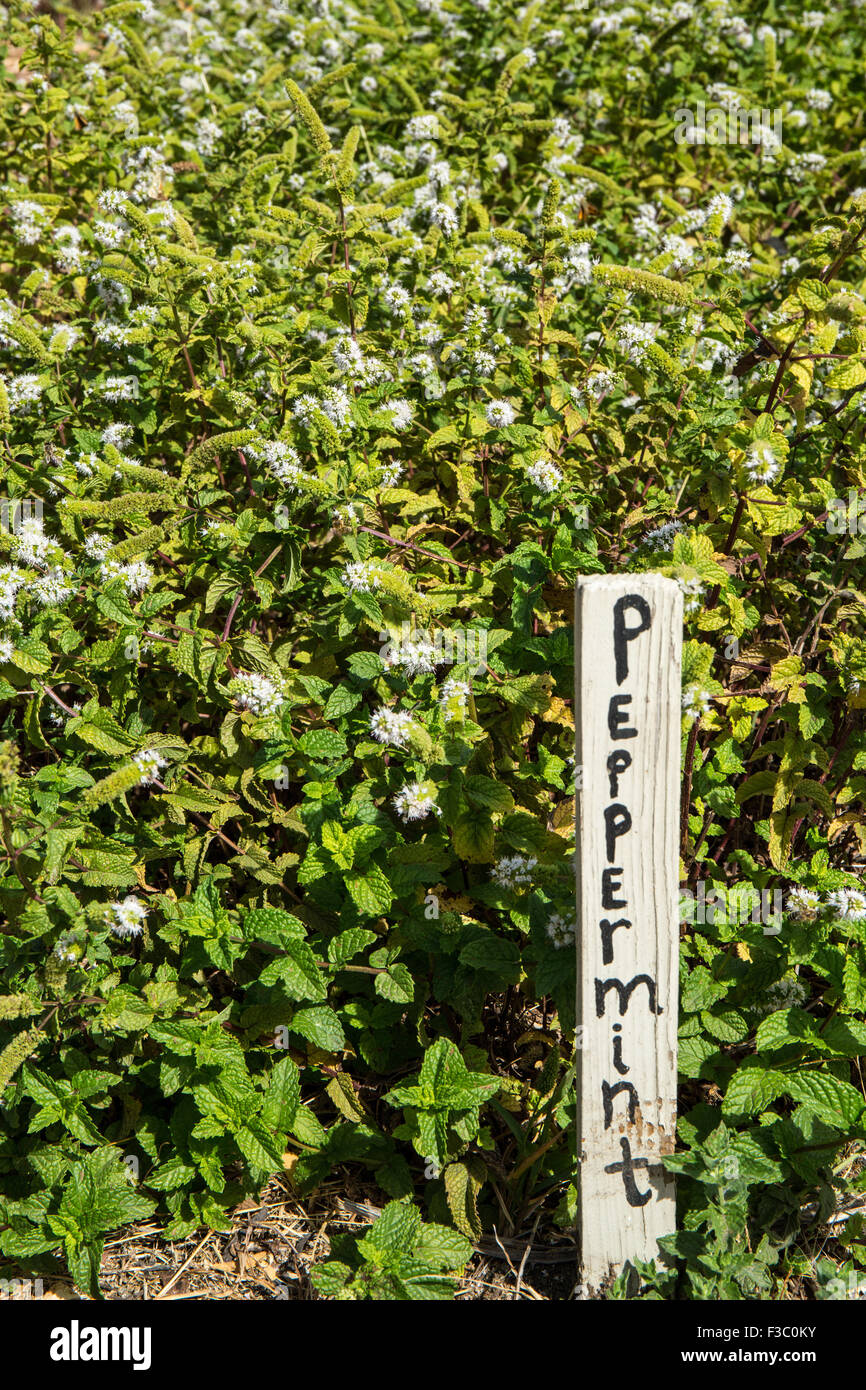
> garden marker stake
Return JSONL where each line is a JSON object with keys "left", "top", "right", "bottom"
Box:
{"left": 574, "top": 574, "right": 683, "bottom": 1292}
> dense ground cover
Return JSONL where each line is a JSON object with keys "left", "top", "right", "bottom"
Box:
{"left": 0, "top": 0, "right": 865, "bottom": 1300}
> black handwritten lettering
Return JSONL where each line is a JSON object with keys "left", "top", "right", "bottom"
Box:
{"left": 606, "top": 748, "right": 632, "bottom": 797}
{"left": 613, "top": 594, "right": 652, "bottom": 685}
{"left": 607, "top": 694, "right": 638, "bottom": 740}
{"left": 604, "top": 803, "right": 632, "bottom": 862}
{"left": 595, "top": 974, "right": 662, "bottom": 1017}
{"left": 599, "top": 917, "right": 631, "bottom": 966}
{"left": 612, "top": 1029, "right": 630, "bottom": 1075}
{"left": 604, "top": 1136, "right": 653, "bottom": 1207}
{"left": 601, "top": 868, "right": 626, "bottom": 909}
{"left": 602, "top": 1080, "right": 640, "bottom": 1129}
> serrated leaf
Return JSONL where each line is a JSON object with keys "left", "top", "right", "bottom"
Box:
{"left": 756, "top": 1007, "right": 819, "bottom": 1052}
{"left": 463, "top": 774, "right": 514, "bottom": 815}
{"left": 262, "top": 1054, "right": 300, "bottom": 1132}
{"left": 299, "top": 728, "right": 348, "bottom": 759}
{"left": 11, "top": 636, "right": 52, "bottom": 675}
{"left": 374, "top": 962, "right": 415, "bottom": 1003}
{"left": 259, "top": 939, "right": 328, "bottom": 1001}
{"left": 425, "top": 423, "right": 459, "bottom": 452}
{"left": 235, "top": 1116, "right": 285, "bottom": 1172}
{"left": 498, "top": 674, "right": 554, "bottom": 713}
{"left": 345, "top": 863, "right": 392, "bottom": 916}
{"left": 785, "top": 1070, "right": 865, "bottom": 1127}
{"left": 826, "top": 358, "right": 866, "bottom": 390}
{"left": 443, "top": 1159, "right": 483, "bottom": 1240}
{"left": 323, "top": 685, "right": 363, "bottom": 719}
{"left": 328, "top": 928, "right": 378, "bottom": 966}
{"left": 292, "top": 1005, "right": 345, "bottom": 1052}
{"left": 458, "top": 934, "right": 520, "bottom": 979}
{"left": 413, "top": 1221, "right": 474, "bottom": 1271}
{"left": 242, "top": 907, "right": 307, "bottom": 945}
{"left": 722, "top": 1061, "right": 783, "bottom": 1118}
{"left": 452, "top": 809, "right": 495, "bottom": 863}
{"left": 326, "top": 1072, "right": 368, "bottom": 1121}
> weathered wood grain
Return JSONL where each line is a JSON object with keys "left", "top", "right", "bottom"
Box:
{"left": 574, "top": 573, "right": 682, "bottom": 1291}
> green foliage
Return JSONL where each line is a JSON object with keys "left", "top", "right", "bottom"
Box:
{"left": 0, "top": 0, "right": 864, "bottom": 1302}
{"left": 385, "top": 1037, "right": 501, "bottom": 1170}
{"left": 310, "top": 1200, "right": 473, "bottom": 1300}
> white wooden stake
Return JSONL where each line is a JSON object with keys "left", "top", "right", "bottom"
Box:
{"left": 574, "top": 573, "right": 682, "bottom": 1291}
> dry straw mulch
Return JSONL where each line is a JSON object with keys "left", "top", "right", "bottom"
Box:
{"left": 5, "top": 1174, "right": 577, "bottom": 1302}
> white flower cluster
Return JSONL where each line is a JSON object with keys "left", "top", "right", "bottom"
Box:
{"left": 14, "top": 517, "right": 53, "bottom": 569}
{"left": 6, "top": 374, "right": 44, "bottom": 413}
{"left": 744, "top": 438, "right": 781, "bottom": 485}
{"left": 387, "top": 398, "right": 414, "bottom": 431}
{"left": 682, "top": 684, "right": 712, "bottom": 723}
{"left": 133, "top": 749, "right": 167, "bottom": 784}
{"left": 9, "top": 200, "right": 49, "bottom": 245}
{"left": 661, "top": 234, "right": 693, "bottom": 269}
{"left": 491, "top": 855, "right": 536, "bottom": 889}
{"left": 378, "top": 460, "right": 404, "bottom": 488}
{"left": 0, "top": 567, "right": 25, "bottom": 620}
{"left": 725, "top": 247, "right": 751, "bottom": 274}
{"left": 122, "top": 142, "right": 173, "bottom": 204}
{"left": 405, "top": 114, "right": 439, "bottom": 142}
{"left": 677, "top": 574, "right": 705, "bottom": 614}
{"left": 54, "top": 932, "right": 84, "bottom": 965}
{"left": 382, "top": 632, "right": 436, "bottom": 675}
{"left": 485, "top": 399, "right": 516, "bottom": 428}
{"left": 428, "top": 269, "right": 454, "bottom": 296}
{"left": 331, "top": 332, "right": 389, "bottom": 384}
{"left": 382, "top": 281, "right": 411, "bottom": 315}
{"left": 231, "top": 671, "right": 285, "bottom": 717}
{"left": 787, "top": 886, "right": 866, "bottom": 922}
{"left": 805, "top": 88, "right": 832, "bottom": 111}
{"left": 103, "top": 422, "right": 135, "bottom": 451}
{"left": 573, "top": 370, "right": 619, "bottom": 410}
{"left": 49, "top": 325, "right": 79, "bottom": 353}
{"left": 785, "top": 152, "right": 827, "bottom": 183}
{"left": 758, "top": 977, "right": 808, "bottom": 1015}
{"left": 343, "top": 561, "right": 382, "bottom": 593}
{"left": 110, "top": 895, "right": 148, "bottom": 938}
{"left": 54, "top": 223, "right": 84, "bottom": 272}
{"left": 85, "top": 534, "right": 113, "bottom": 560}
{"left": 439, "top": 678, "right": 470, "bottom": 719}
{"left": 564, "top": 243, "right": 596, "bottom": 286}
{"left": 247, "top": 439, "right": 306, "bottom": 489}
{"left": 617, "top": 321, "right": 657, "bottom": 367}
{"left": 100, "top": 559, "right": 154, "bottom": 595}
{"left": 195, "top": 116, "right": 223, "bottom": 155}
{"left": 100, "top": 375, "right": 140, "bottom": 402}
{"left": 30, "top": 569, "right": 75, "bottom": 608}
{"left": 369, "top": 706, "right": 417, "bottom": 747}
{"left": 525, "top": 457, "right": 562, "bottom": 494}
{"left": 706, "top": 193, "right": 735, "bottom": 225}
{"left": 546, "top": 913, "right": 576, "bottom": 949}
{"left": 331, "top": 502, "right": 364, "bottom": 529}
{"left": 393, "top": 779, "right": 440, "bottom": 822}
{"left": 643, "top": 520, "right": 683, "bottom": 551}
{"left": 292, "top": 386, "right": 353, "bottom": 430}
{"left": 696, "top": 338, "right": 739, "bottom": 374}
